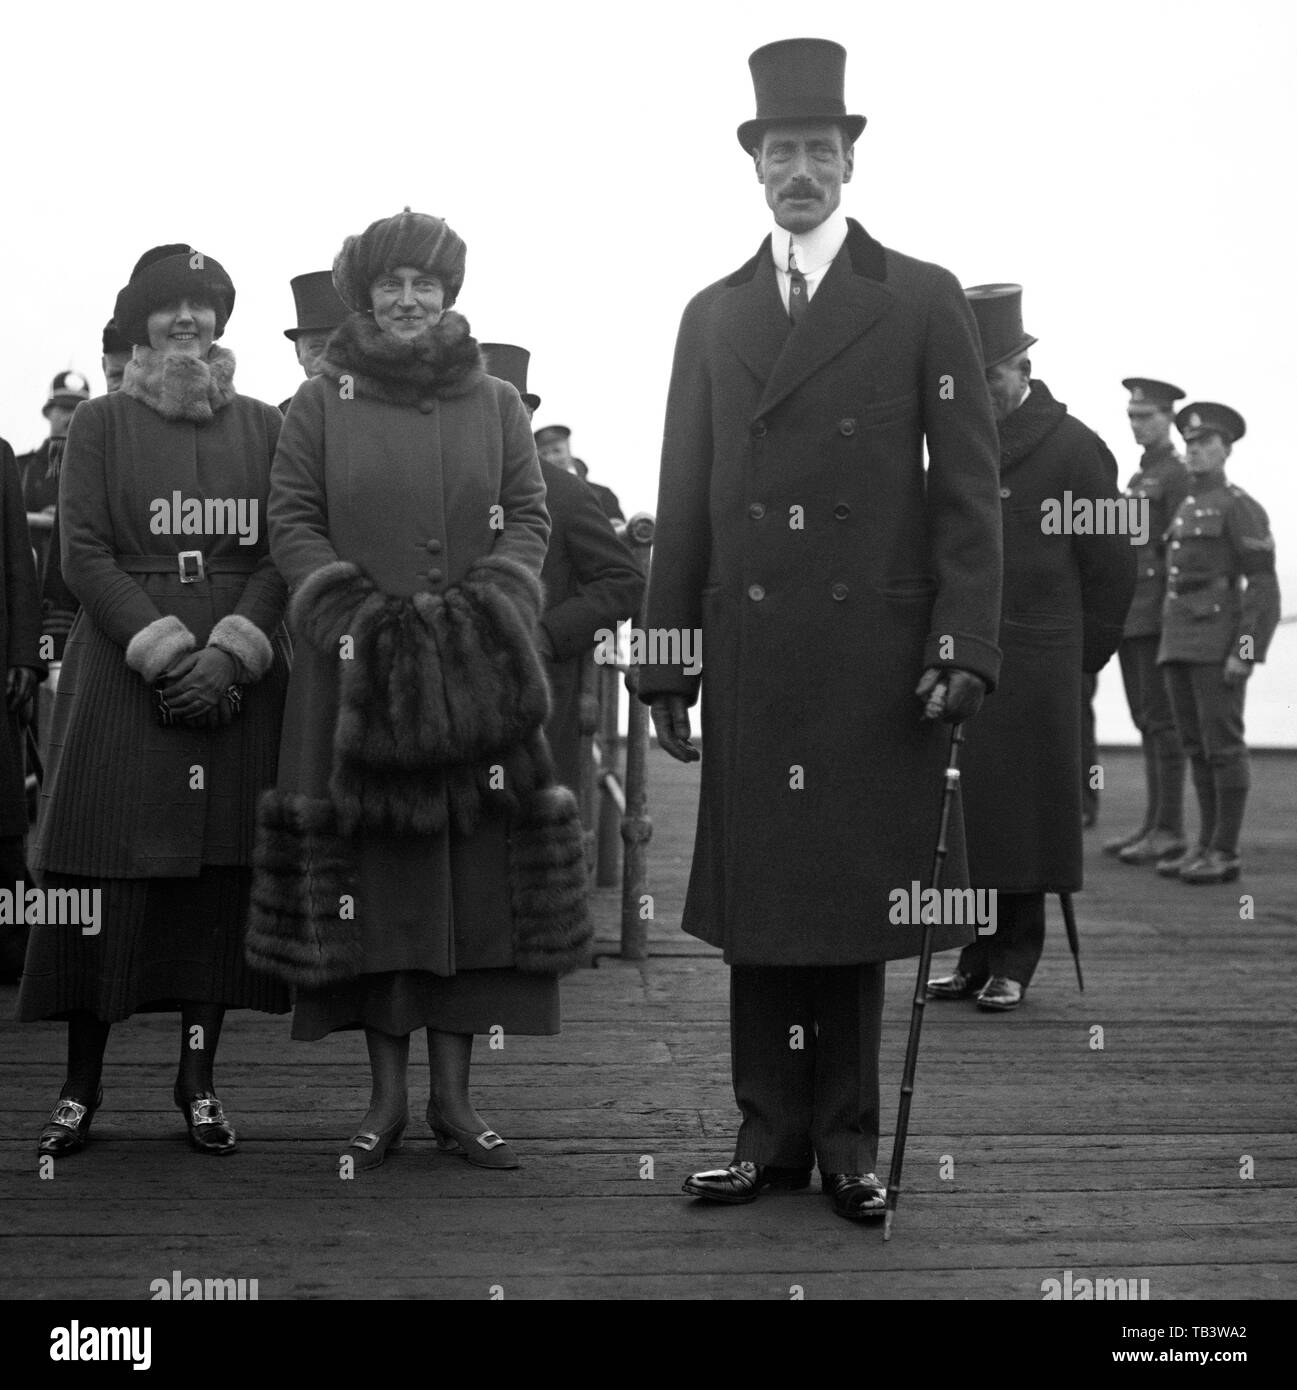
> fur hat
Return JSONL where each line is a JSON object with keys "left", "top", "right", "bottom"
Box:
{"left": 332, "top": 209, "right": 467, "bottom": 312}
{"left": 113, "top": 244, "right": 236, "bottom": 347}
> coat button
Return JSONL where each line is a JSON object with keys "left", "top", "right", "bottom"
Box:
{"left": 839, "top": 418, "right": 856, "bottom": 436}
{"left": 748, "top": 502, "right": 766, "bottom": 519}
{"left": 834, "top": 503, "right": 850, "bottom": 520}
{"left": 1170, "top": 540, "right": 1181, "bottom": 549}
{"left": 1170, "top": 566, "right": 1180, "bottom": 575}
{"left": 747, "top": 584, "right": 765, "bottom": 602}
{"left": 426, "top": 569, "right": 444, "bottom": 584}
{"left": 831, "top": 582, "right": 848, "bottom": 601}
{"left": 418, "top": 400, "right": 435, "bottom": 414}
{"left": 1145, "top": 567, "right": 1156, "bottom": 577}
{"left": 751, "top": 420, "right": 767, "bottom": 438}
{"left": 426, "top": 539, "right": 443, "bottom": 553}
{"left": 1000, "top": 487, "right": 1011, "bottom": 499}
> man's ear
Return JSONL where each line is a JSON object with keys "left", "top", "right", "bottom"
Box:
{"left": 842, "top": 144, "right": 855, "bottom": 183}
{"left": 753, "top": 149, "right": 766, "bottom": 184}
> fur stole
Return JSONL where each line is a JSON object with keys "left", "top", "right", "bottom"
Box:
{"left": 998, "top": 378, "right": 1068, "bottom": 468}
{"left": 317, "top": 311, "right": 484, "bottom": 407}
{"left": 120, "top": 344, "right": 238, "bottom": 422}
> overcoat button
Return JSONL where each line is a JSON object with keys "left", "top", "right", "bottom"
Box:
{"left": 419, "top": 400, "right": 435, "bottom": 414}
{"left": 1170, "top": 566, "right": 1180, "bottom": 575}
{"left": 1171, "top": 540, "right": 1181, "bottom": 549}
{"left": 748, "top": 502, "right": 766, "bottom": 519}
{"left": 747, "top": 584, "right": 765, "bottom": 601}
{"left": 426, "top": 569, "right": 444, "bottom": 584}
{"left": 831, "top": 583, "right": 848, "bottom": 601}
{"left": 839, "top": 418, "right": 856, "bottom": 436}
{"left": 751, "top": 420, "right": 767, "bottom": 438}
{"left": 426, "top": 539, "right": 443, "bottom": 553}
{"left": 999, "top": 487, "right": 1011, "bottom": 499}
{"left": 834, "top": 504, "right": 850, "bottom": 520}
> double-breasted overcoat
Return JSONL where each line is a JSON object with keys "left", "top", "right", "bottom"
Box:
{"left": 640, "top": 219, "right": 1004, "bottom": 966}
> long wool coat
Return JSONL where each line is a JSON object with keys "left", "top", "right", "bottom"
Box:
{"left": 959, "top": 381, "right": 1135, "bottom": 892}
{"left": 640, "top": 219, "right": 1004, "bottom": 966}
{"left": 538, "top": 460, "right": 644, "bottom": 791}
{"left": 32, "top": 353, "right": 289, "bottom": 877}
{"left": 0, "top": 439, "right": 46, "bottom": 837}
{"left": 267, "top": 312, "right": 552, "bottom": 975}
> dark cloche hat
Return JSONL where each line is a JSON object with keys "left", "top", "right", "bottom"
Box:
{"left": 1176, "top": 402, "right": 1246, "bottom": 444}
{"left": 285, "top": 271, "right": 349, "bottom": 341}
{"left": 533, "top": 424, "right": 571, "bottom": 447}
{"left": 1122, "top": 378, "right": 1185, "bottom": 412}
{"left": 113, "top": 244, "right": 236, "bottom": 347}
{"left": 737, "top": 38, "right": 867, "bottom": 152}
{"left": 101, "top": 319, "right": 132, "bottom": 356}
{"left": 333, "top": 209, "right": 467, "bottom": 313}
{"left": 43, "top": 370, "right": 91, "bottom": 415}
{"left": 481, "top": 343, "right": 541, "bottom": 411}
{"left": 964, "top": 283, "right": 1038, "bottom": 369}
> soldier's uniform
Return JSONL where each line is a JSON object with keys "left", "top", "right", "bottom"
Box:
{"left": 1109, "top": 377, "right": 1192, "bottom": 864}
{"left": 1157, "top": 402, "right": 1280, "bottom": 884}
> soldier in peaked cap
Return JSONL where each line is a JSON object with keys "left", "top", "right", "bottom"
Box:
{"left": 18, "top": 370, "right": 92, "bottom": 577}
{"left": 1105, "top": 378, "right": 1192, "bottom": 865}
{"left": 534, "top": 424, "right": 625, "bottom": 526}
{"left": 639, "top": 37, "right": 1004, "bottom": 1223}
{"left": 928, "top": 285, "right": 1133, "bottom": 1012}
{"left": 280, "top": 271, "right": 349, "bottom": 412}
{"left": 1154, "top": 403, "right": 1279, "bottom": 885}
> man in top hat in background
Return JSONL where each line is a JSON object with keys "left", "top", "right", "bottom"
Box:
{"left": 640, "top": 38, "right": 1004, "bottom": 1222}
{"left": 1154, "top": 403, "right": 1279, "bottom": 885}
{"left": 928, "top": 286, "right": 1134, "bottom": 1011}
{"left": 534, "top": 424, "right": 625, "bottom": 527}
{"left": 281, "top": 270, "right": 348, "bottom": 412}
{"left": 101, "top": 319, "right": 133, "bottom": 395}
{"left": 484, "top": 345, "right": 644, "bottom": 794}
{"left": 1104, "top": 378, "right": 1191, "bottom": 866}
{"left": 19, "top": 371, "right": 91, "bottom": 577}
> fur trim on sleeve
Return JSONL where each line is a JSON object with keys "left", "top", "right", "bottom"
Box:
{"left": 207, "top": 613, "right": 274, "bottom": 681}
{"left": 509, "top": 784, "right": 593, "bottom": 975}
{"left": 125, "top": 613, "right": 196, "bottom": 682}
{"left": 289, "top": 561, "right": 378, "bottom": 652}
{"left": 460, "top": 552, "right": 544, "bottom": 628}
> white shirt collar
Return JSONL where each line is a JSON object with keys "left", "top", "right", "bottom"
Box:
{"left": 770, "top": 208, "right": 849, "bottom": 276}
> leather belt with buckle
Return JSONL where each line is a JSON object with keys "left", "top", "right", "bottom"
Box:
{"left": 178, "top": 550, "right": 206, "bottom": 583}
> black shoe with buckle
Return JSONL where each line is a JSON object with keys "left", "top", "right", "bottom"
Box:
{"left": 926, "top": 968, "right": 986, "bottom": 1000}
{"left": 822, "top": 1172, "right": 887, "bottom": 1221}
{"left": 174, "top": 1087, "right": 237, "bottom": 1155}
{"left": 682, "top": 1160, "right": 812, "bottom": 1204}
{"left": 37, "top": 1088, "right": 103, "bottom": 1158}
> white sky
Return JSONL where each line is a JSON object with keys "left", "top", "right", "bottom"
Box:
{"left": 2, "top": 0, "right": 1294, "bottom": 742}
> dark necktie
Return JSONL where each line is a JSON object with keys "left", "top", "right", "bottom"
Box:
{"left": 787, "top": 241, "right": 808, "bottom": 325}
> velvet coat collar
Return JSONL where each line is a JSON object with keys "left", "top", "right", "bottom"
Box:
{"left": 120, "top": 343, "right": 238, "bottom": 422}
{"left": 317, "top": 311, "right": 484, "bottom": 407}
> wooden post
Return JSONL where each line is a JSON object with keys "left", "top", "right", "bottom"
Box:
{"left": 620, "top": 513, "right": 655, "bottom": 960}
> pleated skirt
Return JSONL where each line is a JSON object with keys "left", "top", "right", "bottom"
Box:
{"left": 16, "top": 867, "right": 289, "bottom": 1023}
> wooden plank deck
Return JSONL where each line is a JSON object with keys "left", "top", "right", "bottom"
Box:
{"left": 2, "top": 744, "right": 1295, "bottom": 1302}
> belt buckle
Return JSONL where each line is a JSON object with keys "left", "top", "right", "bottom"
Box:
{"left": 178, "top": 550, "right": 205, "bottom": 584}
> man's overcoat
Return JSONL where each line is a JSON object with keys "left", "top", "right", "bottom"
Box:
{"left": 639, "top": 220, "right": 1004, "bottom": 966}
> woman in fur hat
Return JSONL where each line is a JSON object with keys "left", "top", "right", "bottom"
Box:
{"left": 255, "top": 209, "right": 589, "bottom": 1170}
{"left": 19, "top": 245, "right": 292, "bottom": 1159}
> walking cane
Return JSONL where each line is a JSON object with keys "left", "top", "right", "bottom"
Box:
{"left": 883, "top": 709, "right": 965, "bottom": 1242}
{"left": 1058, "top": 892, "right": 1084, "bottom": 992}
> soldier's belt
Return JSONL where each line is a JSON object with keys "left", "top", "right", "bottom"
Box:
{"left": 117, "top": 552, "right": 260, "bottom": 583}
{"left": 1166, "top": 575, "right": 1232, "bottom": 598}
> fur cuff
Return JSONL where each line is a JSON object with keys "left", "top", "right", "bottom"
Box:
{"left": 125, "top": 613, "right": 196, "bottom": 682}
{"left": 510, "top": 784, "right": 593, "bottom": 975}
{"left": 290, "top": 561, "right": 379, "bottom": 652}
{"left": 460, "top": 552, "right": 544, "bottom": 628}
{"left": 245, "top": 791, "right": 361, "bottom": 988}
{"left": 208, "top": 614, "right": 274, "bottom": 681}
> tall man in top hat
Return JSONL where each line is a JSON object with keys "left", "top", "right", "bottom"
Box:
{"left": 482, "top": 345, "right": 644, "bottom": 793}
{"left": 1155, "top": 403, "right": 1279, "bottom": 885}
{"left": 639, "top": 38, "right": 1003, "bottom": 1221}
{"left": 928, "top": 286, "right": 1134, "bottom": 1011}
{"left": 1106, "top": 378, "right": 1191, "bottom": 865}
{"left": 281, "top": 270, "right": 348, "bottom": 412}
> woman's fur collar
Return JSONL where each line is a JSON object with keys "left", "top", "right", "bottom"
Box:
{"left": 317, "top": 310, "right": 484, "bottom": 407}
{"left": 998, "top": 378, "right": 1068, "bottom": 468}
{"left": 120, "top": 343, "right": 238, "bottom": 422}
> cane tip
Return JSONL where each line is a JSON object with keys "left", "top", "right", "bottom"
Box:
{"left": 883, "top": 1211, "right": 893, "bottom": 1241}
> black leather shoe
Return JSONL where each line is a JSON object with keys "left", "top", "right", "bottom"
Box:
{"left": 174, "top": 1088, "right": 237, "bottom": 1156}
{"left": 976, "top": 976, "right": 1024, "bottom": 1011}
{"left": 37, "top": 1089, "right": 103, "bottom": 1158}
{"left": 926, "top": 968, "right": 985, "bottom": 1000}
{"left": 822, "top": 1172, "right": 887, "bottom": 1221}
{"left": 682, "top": 1160, "right": 812, "bottom": 1204}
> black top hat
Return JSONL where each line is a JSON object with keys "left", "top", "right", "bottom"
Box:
{"left": 481, "top": 343, "right": 541, "bottom": 411}
{"left": 737, "top": 38, "right": 867, "bottom": 152}
{"left": 43, "top": 370, "right": 92, "bottom": 415}
{"left": 533, "top": 424, "right": 571, "bottom": 446}
{"left": 964, "top": 284, "right": 1037, "bottom": 369}
{"left": 1176, "top": 401, "right": 1246, "bottom": 444}
{"left": 285, "top": 271, "right": 349, "bottom": 341}
{"left": 1122, "top": 377, "right": 1185, "bottom": 411}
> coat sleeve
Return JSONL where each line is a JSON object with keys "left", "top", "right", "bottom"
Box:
{"left": 1227, "top": 491, "right": 1281, "bottom": 663}
{"left": 638, "top": 292, "right": 714, "bottom": 705}
{"left": 2, "top": 440, "right": 45, "bottom": 672}
{"left": 919, "top": 268, "right": 1004, "bottom": 690}
{"left": 491, "top": 383, "right": 550, "bottom": 580}
{"left": 226, "top": 402, "right": 288, "bottom": 638}
{"left": 267, "top": 380, "right": 343, "bottom": 591}
{"left": 541, "top": 473, "right": 646, "bottom": 661}
{"left": 1073, "top": 434, "right": 1137, "bottom": 673}
{"left": 59, "top": 399, "right": 173, "bottom": 650}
